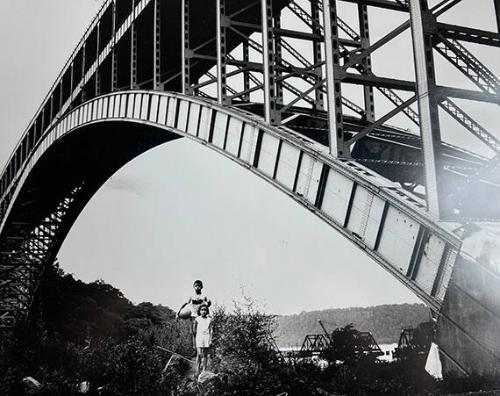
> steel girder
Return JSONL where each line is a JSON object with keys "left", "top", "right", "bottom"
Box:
{"left": 0, "top": 1, "right": 499, "bottom": 375}
{"left": 0, "top": 0, "right": 498, "bottom": 331}
{"left": 0, "top": 91, "right": 465, "bottom": 332}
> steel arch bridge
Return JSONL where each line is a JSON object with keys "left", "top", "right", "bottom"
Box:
{"left": 1, "top": 0, "right": 499, "bottom": 376}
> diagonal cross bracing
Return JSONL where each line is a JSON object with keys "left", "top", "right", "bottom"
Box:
{"left": 435, "top": 37, "right": 499, "bottom": 94}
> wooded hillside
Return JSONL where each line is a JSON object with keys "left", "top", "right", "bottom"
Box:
{"left": 275, "top": 304, "right": 430, "bottom": 347}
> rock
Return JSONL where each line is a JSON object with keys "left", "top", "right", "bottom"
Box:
{"left": 197, "top": 370, "right": 217, "bottom": 384}
{"left": 21, "top": 377, "right": 41, "bottom": 394}
{"left": 78, "top": 381, "right": 91, "bottom": 393}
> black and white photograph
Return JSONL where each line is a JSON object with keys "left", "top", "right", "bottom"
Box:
{"left": 0, "top": 0, "right": 499, "bottom": 394}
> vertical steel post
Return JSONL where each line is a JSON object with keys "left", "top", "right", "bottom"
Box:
{"left": 153, "top": 0, "right": 161, "bottom": 90}
{"left": 216, "top": 0, "right": 229, "bottom": 104}
{"left": 58, "top": 80, "right": 63, "bottom": 115}
{"left": 95, "top": 22, "right": 101, "bottom": 96}
{"left": 311, "top": 0, "right": 324, "bottom": 111}
{"left": 130, "top": 1, "right": 138, "bottom": 89}
{"left": 81, "top": 43, "right": 87, "bottom": 103}
{"left": 49, "top": 96, "right": 54, "bottom": 123}
{"left": 261, "top": 0, "right": 279, "bottom": 125}
{"left": 323, "top": 0, "right": 346, "bottom": 157}
{"left": 409, "top": 0, "right": 442, "bottom": 218}
{"left": 274, "top": 11, "right": 283, "bottom": 106}
{"left": 181, "top": 0, "right": 191, "bottom": 95}
{"left": 495, "top": 0, "right": 500, "bottom": 33}
{"left": 111, "top": 0, "right": 118, "bottom": 91}
{"left": 243, "top": 41, "right": 250, "bottom": 102}
{"left": 69, "top": 63, "right": 74, "bottom": 109}
{"left": 40, "top": 111, "right": 45, "bottom": 137}
{"left": 358, "top": 4, "right": 375, "bottom": 121}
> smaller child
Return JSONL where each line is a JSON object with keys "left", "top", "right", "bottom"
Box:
{"left": 193, "top": 304, "right": 212, "bottom": 375}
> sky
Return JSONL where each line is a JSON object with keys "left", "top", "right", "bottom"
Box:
{"left": 0, "top": 0, "right": 498, "bottom": 315}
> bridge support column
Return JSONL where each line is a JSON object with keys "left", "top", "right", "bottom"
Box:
{"left": 130, "top": 4, "right": 138, "bottom": 89}
{"left": 58, "top": 80, "right": 63, "bottom": 116}
{"left": 311, "top": 0, "right": 324, "bottom": 111}
{"left": 357, "top": 4, "right": 375, "bottom": 122}
{"left": 495, "top": 0, "right": 500, "bottom": 33}
{"left": 274, "top": 10, "right": 283, "bottom": 108}
{"left": 81, "top": 43, "right": 87, "bottom": 103}
{"left": 49, "top": 95, "right": 54, "bottom": 122}
{"left": 96, "top": 22, "right": 101, "bottom": 96}
{"left": 436, "top": 224, "right": 500, "bottom": 376}
{"left": 153, "top": 0, "right": 161, "bottom": 90}
{"left": 216, "top": 0, "right": 230, "bottom": 105}
{"left": 111, "top": 0, "right": 118, "bottom": 92}
{"left": 409, "top": 0, "right": 443, "bottom": 219}
{"left": 323, "top": 0, "right": 346, "bottom": 157}
{"left": 261, "top": 0, "right": 280, "bottom": 125}
{"left": 242, "top": 41, "right": 250, "bottom": 102}
{"left": 181, "top": 0, "right": 192, "bottom": 95}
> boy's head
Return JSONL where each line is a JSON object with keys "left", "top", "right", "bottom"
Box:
{"left": 193, "top": 280, "right": 203, "bottom": 290}
{"left": 198, "top": 304, "right": 209, "bottom": 316}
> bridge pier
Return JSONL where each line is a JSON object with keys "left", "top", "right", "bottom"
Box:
{"left": 437, "top": 223, "right": 500, "bottom": 376}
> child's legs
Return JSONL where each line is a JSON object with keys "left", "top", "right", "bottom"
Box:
{"left": 201, "top": 347, "right": 209, "bottom": 371}
{"left": 196, "top": 347, "right": 203, "bottom": 372}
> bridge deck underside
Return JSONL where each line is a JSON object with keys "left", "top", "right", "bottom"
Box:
{"left": 0, "top": 0, "right": 499, "bottom": 376}
{"left": 1, "top": 91, "right": 463, "bottom": 326}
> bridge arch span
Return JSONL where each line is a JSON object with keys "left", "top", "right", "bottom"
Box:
{"left": 0, "top": 90, "right": 462, "bottom": 328}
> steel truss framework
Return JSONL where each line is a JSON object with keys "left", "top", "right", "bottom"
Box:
{"left": 0, "top": 0, "right": 499, "bottom": 374}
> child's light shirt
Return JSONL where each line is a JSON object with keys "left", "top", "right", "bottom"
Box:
{"left": 195, "top": 315, "right": 212, "bottom": 348}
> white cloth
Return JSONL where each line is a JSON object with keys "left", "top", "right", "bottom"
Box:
{"left": 425, "top": 342, "right": 443, "bottom": 379}
{"left": 195, "top": 316, "right": 212, "bottom": 348}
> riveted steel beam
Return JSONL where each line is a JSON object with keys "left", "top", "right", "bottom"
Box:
{"left": 96, "top": 22, "right": 101, "bottom": 96}
{"left": 242, "top": 41, "right": 250, "bottom": 101}
{"left": 437, "top": 23, "right": 500, "bottom": 47}
{"left": 153, "top": 0, "right": 161, "bottom": 90}
{"left": 341, "top": 0, "right": 409, "bottom": 11}
{"left": 216, "top": 0, "right": 230, "bottom": 105}
{"left": 111, "top": 0, "right": 117, "bottom": 91}
{"left": 130, "top": 2, "right": 138, "bottom": 89}
{"left": 323, "top": 0, "right": 347, "bottom": 157}
{"left": 181, "top": 0, "right": 191, "bottom": 94}
{"left": 435, "top": 36, "right": 499, "bottom": 94}
{"left": 261, "top": 0, "right": 279, "bottom": 124}
{"left": 311, "top": 0, "right": 324, "bottom": 111}
{"left": 344, "top": 0, "right": 463, "bottom": 70}
{"left": 409, "top": 0, "right": 443, "bottom": 218}
{"left": 495, "top": 0, "right": 500, "bottom": 32}
{"left": 358, "top": 3, "right": 375, "bottom": 121}
{"left": 274, "top": 10, "right": 284, "bottom": 106}
{"left": 81, "top": 42, "right": 87, "bottom": 102}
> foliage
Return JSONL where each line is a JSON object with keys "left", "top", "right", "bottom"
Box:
{"left": 276, "top": 303, "right": 430, "bottom": 347}
{"left": 0, "top": 262, "right": 192, "bottom": 395}
{"left": 197, "top": 299, "right": 320, "bottom": 396}
{"left": 2, "top": 262, "right": 499, "bottom": 395}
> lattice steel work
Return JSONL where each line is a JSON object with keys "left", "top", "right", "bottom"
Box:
{"left": 0, "top": 0, "right": 499, "bottom": 376}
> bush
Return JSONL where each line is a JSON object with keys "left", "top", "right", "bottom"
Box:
{"left": 201, "top": 299, "right": 320, "bottom": 396}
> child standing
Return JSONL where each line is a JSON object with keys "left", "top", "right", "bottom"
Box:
{"left": 176, "top": 279, "right": 211, "bottom": 320}
{"left": 193, "top": 304, "right": 212, "bottom": 375}
{"left": 176, "top": 280, "right": 211, "bottom": 350}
